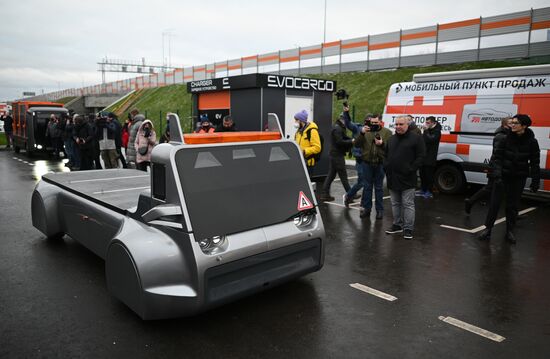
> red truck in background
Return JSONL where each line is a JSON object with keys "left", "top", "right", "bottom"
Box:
{"left": 12, "top": 101, "right": 68, "bottom": 156}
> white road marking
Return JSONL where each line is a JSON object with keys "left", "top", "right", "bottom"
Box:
{"left": 335, "top": 176, "right": 358, "bottom": 182}
{"left": 440, "top": 207, "right": 537, "bottom": 233}
{"left": 324, "top": 195, "right": 391, "bottom": 210}
{"left": 71, "top": 175, "right": 149, "bottom": 184}
{"left": 438, "top": 316, "right": 505, "bottom": 342}
{"left": 93, "top": 186, "right": 149, "bottom": 194}
{"left": 350, "top": 283, "right": 397, "bottom": 301}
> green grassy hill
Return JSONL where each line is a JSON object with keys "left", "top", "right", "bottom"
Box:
{"left": 104, "top": 56, "right": 550, "bottom": 132}
{"left": 105, "top": 85, "right": 193, "bottom": 133}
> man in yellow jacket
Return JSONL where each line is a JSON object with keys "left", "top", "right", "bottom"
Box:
{"left": 294, "top": 110, "right": 322, "bottom": 177}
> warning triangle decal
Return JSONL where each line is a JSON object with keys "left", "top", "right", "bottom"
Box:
{"left": 297, "top": 191, "right": 314, "bottom": 211}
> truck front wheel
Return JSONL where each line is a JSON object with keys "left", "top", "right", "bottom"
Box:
{"left": 25, "top": 142, "right": 34, "bottom": 157}
{"left": 435, "top": 164, "right": 465, "bottom": 194}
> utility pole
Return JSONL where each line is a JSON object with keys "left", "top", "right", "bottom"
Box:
{"left": 322, "top": 0, "right": 327, "bottom": 70}
{"left": 323, "top": 0, "right": 327, "bottom": 44}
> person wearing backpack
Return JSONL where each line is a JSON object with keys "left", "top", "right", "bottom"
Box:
{"left": 294, "top": 110, "right": 322, "bottom": 177}
{"left": 319, "top": 112, "right": 353, "bottom": 201}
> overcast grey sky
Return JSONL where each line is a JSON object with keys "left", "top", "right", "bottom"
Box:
{"left": 1, "top": 0, "right": 549, "bottom": 101}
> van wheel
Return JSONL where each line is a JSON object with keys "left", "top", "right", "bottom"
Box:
{"left": 435, "top": 164, "right": 465, "bottom": 194}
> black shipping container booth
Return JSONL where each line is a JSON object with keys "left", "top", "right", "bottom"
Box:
{"left": 187, "top": 73, "right": 336, "bottom": 180}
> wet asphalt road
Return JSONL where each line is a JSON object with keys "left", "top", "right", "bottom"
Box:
{"left": 1, "top": 148, "right": 550, "bottom": 359}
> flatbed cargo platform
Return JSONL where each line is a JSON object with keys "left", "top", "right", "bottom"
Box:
{"left": 41, "top": 169, "right": 150, "bottom": 214}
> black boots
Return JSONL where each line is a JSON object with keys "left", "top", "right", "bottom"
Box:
{"left": 478, "top": 227, "right": 517, "bottom": 244}
{"left": 505, "top": 231, "right": 517, "bottom": 244}
{"left": 464, "top": 198, "right": 473, "bottom": 215}
{"left": 478, "top": 228, "right": 491, "bottom": 241}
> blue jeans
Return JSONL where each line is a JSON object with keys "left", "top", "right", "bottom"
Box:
{"left": 360, "top": 163, "right": 385, "bottom": 212}
{"left": 347, "top": 160, "right": 366, "bottom": 198}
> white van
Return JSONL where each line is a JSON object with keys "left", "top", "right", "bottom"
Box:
{"left": 383, "top": 65, "right": 550, "bottom": 194}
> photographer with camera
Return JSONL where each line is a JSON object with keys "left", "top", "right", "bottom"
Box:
{"left": 97, "top": 113, "right": 119, "bottom": 169}
{"left": 134, "top": 119, "right": 157, "bottom": 172}
{"left": 354, "top": 114, "right": 392, "bottom": 219}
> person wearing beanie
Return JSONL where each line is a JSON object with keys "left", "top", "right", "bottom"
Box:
{"left": 293, "top": 109, "right": 322, "bottom": 176}
{"left": 196, "top": 114, "right": 215, "bottom": 134}
{"left": 478, "top": 114, "right": 540, "bottom": 243}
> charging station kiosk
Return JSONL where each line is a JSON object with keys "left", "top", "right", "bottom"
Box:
{"left": 187, "top": 73, "right": 336, "bottom": 180}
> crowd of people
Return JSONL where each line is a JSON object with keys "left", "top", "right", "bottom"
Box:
{"left": 1, "top": 109, "right": 238, "bottom": 172}
{"left": 2, "top": 104, "right": 541, "bottom": 243}
{"left": 293, "top": 107, "right": 541, "bottom": 243}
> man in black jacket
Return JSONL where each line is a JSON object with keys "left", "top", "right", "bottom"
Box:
{"left": 417, "top": 116, "right": 441, "bottom": 199}
{"left": 464, "top": 117, "right": 511, "bottom": 214}
{"left": 1, "top": 113, "right": 13, "bottom": 149}
{"left": 320, "top": 113, "right": 353, "bottom": 201}
{"left": 73, "top": 115, "right": 95, "bottom": 170}
{"left": 479, "top": 114, "right": 540, "bottom": 243}
{"left": 384, "top": 115, "right": 426, "bottom": 240}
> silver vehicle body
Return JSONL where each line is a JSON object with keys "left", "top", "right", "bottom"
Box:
{"left": 31, "top": 114, "right": 325, "bottom": 320}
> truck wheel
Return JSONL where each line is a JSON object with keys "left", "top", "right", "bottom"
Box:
{"left": 25, "top": 142, "right": 34, "bottom": 158}
{"left": 435, "top": 164, "right": 465, "bottom": 194}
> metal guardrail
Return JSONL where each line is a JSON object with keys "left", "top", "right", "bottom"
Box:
{"left": 29, "top": 6, "right": 550, "bottom": 102}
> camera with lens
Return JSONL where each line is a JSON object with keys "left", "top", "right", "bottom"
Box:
{"left": 144, "top": 127, "right": 151, "bottom": 138}
{"left": 335, "top": 88, "right": 350, "bottom": 101}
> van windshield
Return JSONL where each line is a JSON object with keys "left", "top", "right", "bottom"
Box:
{"left": 175, "top": 141, "right": 313, "bottom": 241}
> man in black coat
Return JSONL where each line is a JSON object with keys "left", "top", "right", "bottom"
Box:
{"left": 73, "top": 115, "right": 95, "bottom": 170}
{"left": 479, "top": 114, "right": 540, "bottom": 243}
{"left": 320, "top": 113, "right": 353, "bottom": 201}
{"left": 1, "top": 113, "right": 14, "bottom": 149}
{"left": 464, "top": 117, "right": 511, "bottom": 214}
{"left": 417, "top": 116, "right": 441, "bottom": 199}
{"left": 384, "top": 115, "right": 426, "bottom": 240}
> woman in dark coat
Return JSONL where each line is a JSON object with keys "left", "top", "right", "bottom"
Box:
{"left": 479, "top": 114, "right": 540, "bottom": 243}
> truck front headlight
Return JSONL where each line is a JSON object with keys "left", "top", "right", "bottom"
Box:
{"left": 293, "top": 212, "right": 314, "bottom": 228}
{"left": 199, "top": 235, "right": 227, "bottom": 254}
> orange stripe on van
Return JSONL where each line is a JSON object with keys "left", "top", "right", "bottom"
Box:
{"left": 456, "top": 144, "right": 470, "bottom": 155}
{"left": 481, "top": 17, "right": 530, "bottom": 30}
{"left": 439, "top": 18, "right": 480, "bottom": 30}
{"left": 441, "top": 134, "right": 458, "bottom": 143}
{"left": 369, "top": 41, "right": 400, "bottom": 50}
{"left": 401, "top": 31, "right": 437, "bottom": 41}
{"left": 341, "top": 41, "right": 369, "bottom": 49}
{"left": 532, "top": 20, "right": 550, "bottom": 30}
